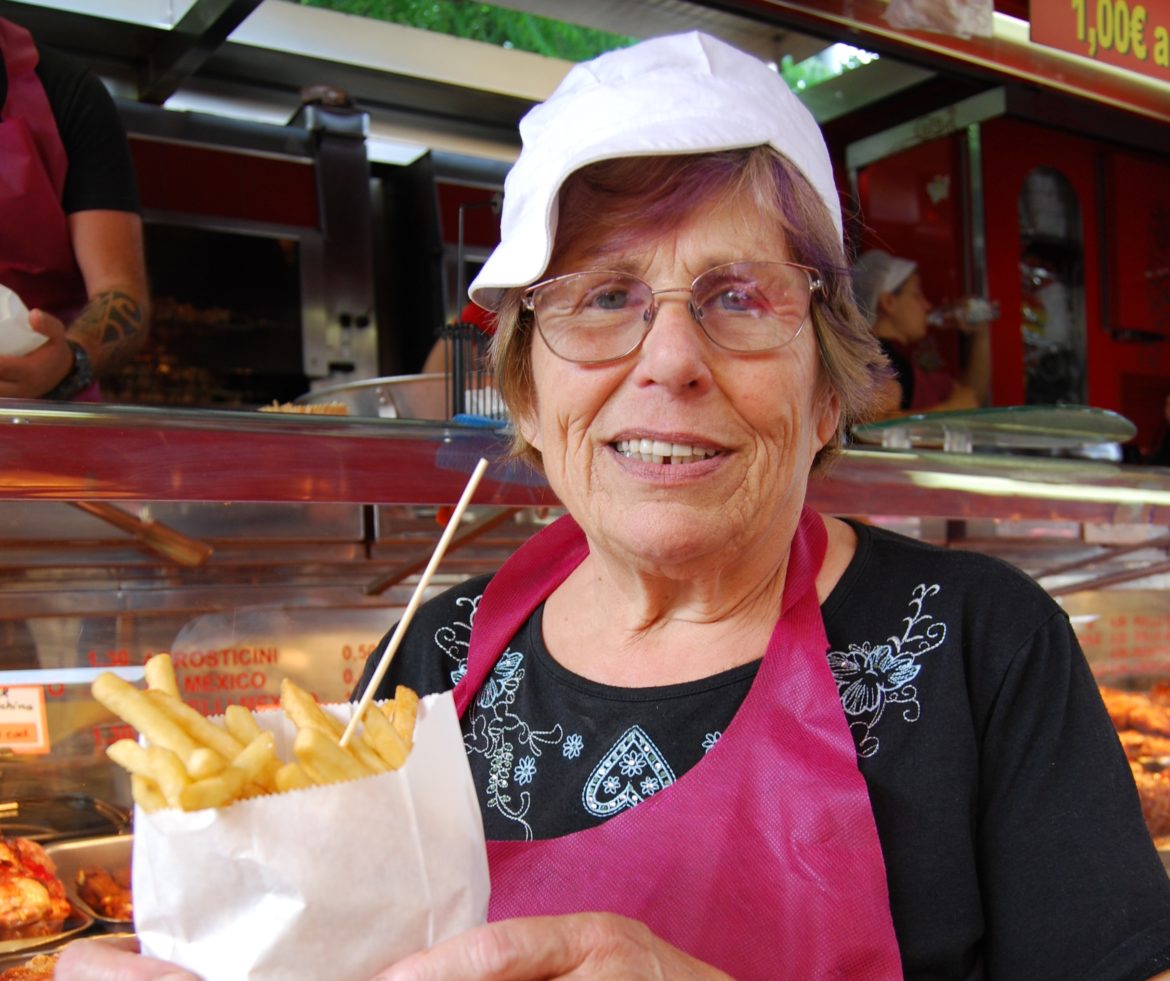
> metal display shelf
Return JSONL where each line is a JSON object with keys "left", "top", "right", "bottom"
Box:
{"left": 0, "top": 401, "right": 554, "bottom": 507}
{"left": 5, "top": 402, "right": 1170, "bottom": 526}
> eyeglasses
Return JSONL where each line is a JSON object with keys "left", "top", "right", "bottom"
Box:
{"left": 522, "top": 260, "right": 823, "bottom": 365}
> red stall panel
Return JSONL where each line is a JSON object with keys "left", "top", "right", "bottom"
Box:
{"left": 1106, "top": 151, "right": 1170, "bottom": 340}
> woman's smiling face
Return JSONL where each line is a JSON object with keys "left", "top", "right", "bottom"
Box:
{"left": 516, "top": 190, "right": 840, "bottom": 575}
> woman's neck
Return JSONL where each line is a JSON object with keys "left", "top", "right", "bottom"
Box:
{"left": 540, "top": 515, "right": 856, "bottom": 687}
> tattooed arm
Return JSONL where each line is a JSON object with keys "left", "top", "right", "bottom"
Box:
{"left": 0, "top": 209, "right": 149, "bottom": 399}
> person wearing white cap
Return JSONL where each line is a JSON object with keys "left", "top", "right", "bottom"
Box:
{"left": 59, "top": 31, "right": 1170, "bottom": 981}
{"left": 852, "top": 247, "right": 991, "bottom": 417}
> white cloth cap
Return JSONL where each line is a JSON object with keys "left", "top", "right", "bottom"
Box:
{"left": 469, "top": 31, "right": 842, "bottom": 310}
{"left": 851, "top": 249, "right": 917, "bottom": 325}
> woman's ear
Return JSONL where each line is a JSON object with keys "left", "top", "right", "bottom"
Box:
{"left": 813, "top": 386, "right": 842, "bottom": 455}
{"left": 876, "top": 289, "right": 897, "bottom": 319}
{"left": 515, "top": 404, "right": 543, "bottom": 453}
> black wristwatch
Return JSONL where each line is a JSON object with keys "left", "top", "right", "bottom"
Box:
{"left": 44, "top": 339, "right": 95, "bottom": 401}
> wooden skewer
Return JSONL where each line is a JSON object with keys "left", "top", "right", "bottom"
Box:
{"left": 339, "top": 457, "right": 489, "bottom": 747}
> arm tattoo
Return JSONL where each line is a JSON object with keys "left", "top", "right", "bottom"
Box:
{"left": 71, "top": 290, "right": 147, "bottom": 373}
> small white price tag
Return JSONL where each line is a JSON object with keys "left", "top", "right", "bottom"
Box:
{"left": 0, "top": 685, "right": 50, "bottom": 754}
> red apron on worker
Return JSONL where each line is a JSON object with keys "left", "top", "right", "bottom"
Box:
{"left": 453, "top": 507, "right": 903, "bottom": 980}
{"left": 0, "top": 17, "right": 98, "bottom": 398}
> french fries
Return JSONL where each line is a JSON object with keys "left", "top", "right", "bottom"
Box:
{"left": 93, "top": 654, "right": 420, "bottom": 813}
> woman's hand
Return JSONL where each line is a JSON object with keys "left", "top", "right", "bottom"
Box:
{"left": 55, "top": 937, "right": 200, "bottom": 981}
{"left": 370, "top": 912, "right": 733, "bottom": 981}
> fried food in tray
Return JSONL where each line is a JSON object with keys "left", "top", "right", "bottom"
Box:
{"left": 0, "top": 952, "right": 57, "bottom": 980}
{"left": 1100, "top": 685, "right": 1170, "bottom": 737}
{"left": 1118, "top": 729, "right": 1170, "bottom": 761}
{"left": 0, "top": 933, "right": 138, "bottom": 980}
{"left": 1131, "top": 762, "right": 1170, "bottom": 838}
{"left": 43, "top": 836, "right": 132, "bottom": 925}
{"left": 76, "top": 865, "right": 131, "bottom": 922}
{"left": 0, "top": 836, "right": 72, "bottom": 941}
{"left": 1100, "top": 684, "right": 1170, "bottom": 842}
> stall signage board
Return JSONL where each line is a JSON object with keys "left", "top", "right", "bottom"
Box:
{"left": 0, "top": 686, "right": 49, "bottom": 754}
{"left": 1031, "top": 0, "right": 1170, "bottom": 83}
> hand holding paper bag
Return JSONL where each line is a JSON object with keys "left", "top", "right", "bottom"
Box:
{"left": 130, "top": 691, "right": 489, "bottom": 981}
{"left": 89, "top": 657, "right": 489, "bottom": 981}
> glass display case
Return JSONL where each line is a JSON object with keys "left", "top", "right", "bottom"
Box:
{"left": 4, "top": 398, "right": 1170, "bottom": 953}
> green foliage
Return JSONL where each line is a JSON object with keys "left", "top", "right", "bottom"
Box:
{"left": 780, "top": 45, "right": 877, "bottom": 92}
{"left": 290, "top": 0, "right": 637, "bottom": 61}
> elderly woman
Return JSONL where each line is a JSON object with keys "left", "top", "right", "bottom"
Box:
{"left": 60, "top": 32, "right": 1170, "bottom": 981}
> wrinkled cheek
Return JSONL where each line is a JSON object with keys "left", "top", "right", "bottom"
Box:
{"left": 539, "top": 411, "right": 591, "bottom": 493}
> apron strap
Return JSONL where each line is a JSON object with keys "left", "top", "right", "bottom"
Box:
{"left": 0, "top": 17, "right": 68, "bottom": 194}
{"left": 453, "top": 514, "right": 588, "bottom": 716}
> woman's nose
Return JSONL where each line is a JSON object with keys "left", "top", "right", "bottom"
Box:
{"left": 633, "top": 295, "right": 715, "bottom": 392}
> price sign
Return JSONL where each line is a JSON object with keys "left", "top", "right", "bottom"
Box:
{"left": 1031, "top": 0, "right": 1170, "bottom": 83}
{"left": 0, "top": 686, "right": 49, "bottom": 754}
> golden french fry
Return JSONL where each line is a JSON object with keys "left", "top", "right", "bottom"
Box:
{"left": 274, "top": 761, "right": 315, "bottom": 792}
{"left": 180, "top": 732, "right": 278, "bottom": 811}
{"left": 280, "top": 679, "right": 343, "bottom": 737}
{"left": 180, "top": 770, "right": 247, "bottom": 811}
{"left": 294, "top": 727, "right": 374, "bottom": 785}
{"left": 131, "top": 773, "right": 167, "bottom": 813}
{"left": 149, "top": 690, "right": 244, "bottom": 762}
{"left": 283, "top": 678, "right": 391, "bottom": 772}
{"left": 390, "top": 686, "right": 419, "bottom": 751}
{"left": 344, "top": 728, "right": 390, "bottom": 774}
{"left": 93, "top": 673, "right": 201, "bottom": 760}
{"left": 282, "top": 679, "right": 386, "bottom": 771}
{"left": 187, "top": 746, "right": 228, "bottom": 780}
{"left": 146, "top": 745, "right": 191, "bottom": 808}
{"left": 224, "top": 704, "right": 264, "bottom": 745}
{"left": 233, "top": 731, "right": 280, "bottom": 783}
{"left": 98, "top": 668, "right": 423, "bottom": 809}
{"left": 144, "top": 653, "right": 180, "bottom": 698}
{"left": 106, "top": 738, "right": 151, "bottom": 777}
{"left": 362, "top": 702, "right": 409, "bottom": 770}
{"left": 223, "top": 707, "right": 281, "bottom": 793}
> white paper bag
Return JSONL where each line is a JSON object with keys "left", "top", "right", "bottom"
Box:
{"left": 0, "top": 284, "right": 47, "bottom": 356}
{"left": 133, "top": 691, "right": 490, "bottom": 981}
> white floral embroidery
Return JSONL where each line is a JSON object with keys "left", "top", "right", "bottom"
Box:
{"left": 563, "top": 733, "right": 584, "bottom": 758}
{"left": 619, "top": 752, "right": 645, "bottom": 777}
{"left": 433, "top": 593, "right": 479, "bottom": 688}
{"left": 702, "top": 731, "right": 721, "bottom": 753}
{"left": 435, "top": 591, "right": 564, "bottom": 841}
{"left": 583, "top": 726, "right": 675, "bottom": 818}
{"left": 827, "top": 583, "right": 946, "bottom": 758}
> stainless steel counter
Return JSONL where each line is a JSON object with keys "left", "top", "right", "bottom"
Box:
{"left": 4, "top": 400, "right": 1170, "bottom": 817}
{"left": 5, "top": 401, "right": 1170, "bottom": 527}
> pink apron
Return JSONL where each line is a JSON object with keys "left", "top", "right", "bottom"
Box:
{"left": 0, "top": 18, "right": 98, "bottom": 399}
{"left": 453, "top": 507, "right": 903, "bottom": 979}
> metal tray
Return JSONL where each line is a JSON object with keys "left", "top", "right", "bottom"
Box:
{"left": 0, "top": 795, "right": 130, "bottom": 843}
{"left": 294, "top": 373, "right": 448, "bottom": 420}
{"left": 0, "top": 904, "right": 91, "bottom": 956}
{"left": 44, "top": 835, "right": 133, "bottom": 925}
